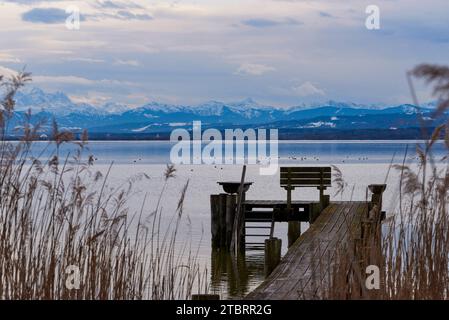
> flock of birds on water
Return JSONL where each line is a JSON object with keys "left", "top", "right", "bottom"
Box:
{"left": 118, "top": 154, "right": 423, "bottom": 166}
{"left": 124, "top": 155, "right": 375, "bottom": 166}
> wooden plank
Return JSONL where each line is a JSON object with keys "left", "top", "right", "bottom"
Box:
{"left": 280, "top": 178, "right": 331, "bottom": 184}
{"left": 280, "top": 167, "right": 331, "bottom": 173}
{"left": 244, "top": 200, "right": 314, "bottom": 209}
{"left": 289, "top": 202, "right": 361, "bottom": 298}
{"left": 280, "top": 172, "right": 332, "bottom": 179}
{"left": 280, "top": 179, "right": 331, "bottom": 186}
{"left": 280, "top": 202, "right": 364, "bottom": 299}
{"left": 266, "top": 203, "right": 350, "bottom": 299}
{"left": 244, "top": 200, "right": 313, "bottom": 205}
{"left": 310, "top": 203, "right": 369, "bottom": 297}
{"left": 246, "top": 203, "right": 342, "bottom": 299}
{"left": 246, "top": 201, "right": 368, "bottom": 300}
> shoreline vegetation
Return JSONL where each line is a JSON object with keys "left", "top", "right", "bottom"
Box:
{"left": 3, "top": 128, "right": 443, "bottom": 141}
{"left": 0, "top": 72, "right": 208, "bottom": 299}
{"left": 328, "top": 64, "right": 449, "bottom": 299}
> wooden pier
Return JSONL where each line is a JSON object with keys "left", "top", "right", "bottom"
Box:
{"left": 208, "top": 166, "right": 386, "bottom": 300}
{"left": 246, "top": 201, "right": 373, "bottom": 299}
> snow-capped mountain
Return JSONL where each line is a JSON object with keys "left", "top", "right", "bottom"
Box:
{"left": 7, "top": 87, "right": 444, "bottom": 139}
{"left": 99, "top": 102, "right": 130, "bottom": 114}
{"left": 15, "top": 88, "right": 130, "bottom": 116}
{"left": 15, "top": 88, "right": 101, "bottom": 116}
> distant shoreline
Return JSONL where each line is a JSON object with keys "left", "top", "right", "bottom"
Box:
{"left": 5, "top": 125, "right": 441, "bottom": 141}
{"left": 4, "top": 139, "right": 445, "bottom": 143}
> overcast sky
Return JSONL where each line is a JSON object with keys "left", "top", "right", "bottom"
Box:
{"left": 0, "top": 0, "right": 448, "bottom": 107}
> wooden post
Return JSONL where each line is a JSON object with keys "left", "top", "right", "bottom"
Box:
{"left": 317, "top": 167, "right": 323, "bottom": 210}
{"left": 288, "top": 221, "right": 301, "bottom": 247}
{"left": 352, "top": 184, "right": 387, "bottom": 298}
{"left": 210, "top": 194, "right": 220, "bottom": 248}
{"left": 309, "top": 202, "right": 321, "bottom": 224}
{"left": 368, "top": 184, "right": 386, "bottom": 217}
{"left": 323, "top": 194, "right": 330, "bottom": 208}
{"left": 265, "top": 237, "right": 282, "bottom": 277}
{"left": 231, "top": 165, "right": 247, "bottom": 255}
{"left": 368, "top": 184, "right": 386, "bottom": 266}
{"left": 219, "top": 193, "right": 227, "bottom": 248}
{"left": 225, "top": 194, "right": 237, "bottom": 249}
{"left": 286, "top": 167, "right": 292, "bottom": 214}
{"left": 286, "top": 187, "right": 292, "bottom": 213}
{"left": 211, "top": 193, "right": 234, "bottom": 249}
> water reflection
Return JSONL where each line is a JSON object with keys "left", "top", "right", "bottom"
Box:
{"left": 210, "top": 249, "right": 265, "bottom": 299}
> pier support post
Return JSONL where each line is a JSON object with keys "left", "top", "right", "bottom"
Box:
{"left": 355, "top": 184, "right": 387, "bottom": 298}
{"left": 288, "top": 222, "right": 301, "bottom": 247}
{"left": 265, "top": 237, "right": 282, "bottom": 277}
{"left": 367, "top": 184, "right": 386, "bottom": 263}
{"left": 225, "top": 194, "right": 237, "bottom": 249}
{"left": 211, "top": 194, "right": 221, "bottom": 248}
{"left": 219, "top": 193, "right": 228, "bottom": 247}
{"left": 321, "top": 194, "right": 330, "bottom": 209}
{"left": 367, "top": 184, "right": 386, "bottom": 235}
{"left": 211, "top": 193, "right": 241, "bottom": 250}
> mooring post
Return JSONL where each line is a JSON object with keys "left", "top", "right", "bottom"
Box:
{"left": 364, "top": 184, "right": 387, "bottom": 292}
{"left": 368, "top": 184, "right": 386, "bottom": 218}
{"left": 264, "top": 237, "right": 282, "bottom": 277}
{"left": 368, "top": 184, "right": 386, "bottom": 234}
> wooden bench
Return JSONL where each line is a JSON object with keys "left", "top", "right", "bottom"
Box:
{"left": 280, "top": 166, "right": 331, "bottom": 214}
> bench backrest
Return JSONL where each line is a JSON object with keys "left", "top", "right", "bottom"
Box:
{"left": 280, "top": 167, "right": 331, "bottom": 189}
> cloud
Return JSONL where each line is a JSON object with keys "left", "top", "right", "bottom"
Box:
{"left": 235, "top": 63, "right": 275, "bottom": 76}
{"left": 242, "top": 18, "right": 302, "bottom": 28}
{"left": 88, "top": 1, "right": 150, "bottom": 21}
{"left": 22, "top": 8, "right": 85, "bottom": 24}
{"left": 2, "top": 0, "right": 60, "bottom": 4}
{"left": 69, "top": 92, "right": 113, "bottom": 105}
{"left": 4, "top": 0, "right": 449, "bottom": 106}
{"left": 0, "top": 65, "right": 18, "bottom": 78}
{"left": 292, "top": 81, "right": 325, "bottom": 97}
{"left": 115, "top": 10, "right": 152, "bottom": 20}
{"left": 33, "top": 75, "right": 134, "bottom": 86}
{"left": 114, "top": 59, "right": 140, "bottom": 66}
{"left": 90, "top": 10, "right": 153, "bottom": 21}
{"left": 319, "top": 11, "right": 335, "bottom": 18}
{"left": 0, "top": 53, "right": 21, "bottom": 63}
{"left": 64, "top": 57, "right": 105, "bottom": 64}
{"left": 96, "top": 0, "right": 125, "bottom": 9}
{"left": 95, "top": 0, "right": 143, "bottom": 10}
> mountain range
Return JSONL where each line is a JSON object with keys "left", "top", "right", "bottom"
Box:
{"left": 5, "top": 87, "right": 444, "bottom": 140}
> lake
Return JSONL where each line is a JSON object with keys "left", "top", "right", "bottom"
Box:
{"left": 26, "top": 140, "right": 448, "bottom": 299}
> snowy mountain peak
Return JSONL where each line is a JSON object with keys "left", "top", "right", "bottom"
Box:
{"left": 137, "top": 102, "right": 183, "bottom": 113}
{"left": 99, "top": 102, "right": 130, "bottom": 114}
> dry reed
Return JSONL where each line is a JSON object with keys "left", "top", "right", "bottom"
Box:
{"left": 327, "top": 64, "right": 449, "bottom": 300}
{"left": 0, "top": 71, "right": 208, "bottom": 300}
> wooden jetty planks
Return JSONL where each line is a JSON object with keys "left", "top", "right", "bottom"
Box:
{"left": 246, "top": 201, "right": 369, "bottom": 300}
